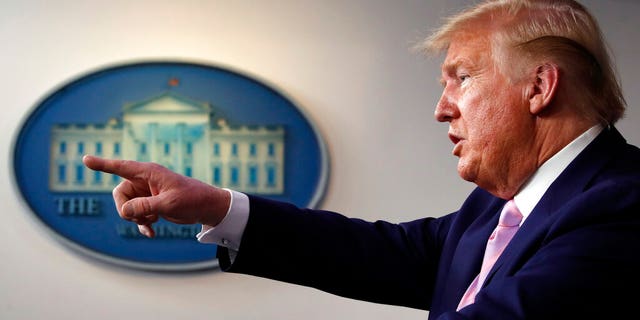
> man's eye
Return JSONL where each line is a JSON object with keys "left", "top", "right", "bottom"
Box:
{"left": 459, "top": 75, "right": 470, "bottom": 82}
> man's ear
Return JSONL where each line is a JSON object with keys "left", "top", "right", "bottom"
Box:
{"left": 528, "top": 63, "right": 559, "bottom": 115}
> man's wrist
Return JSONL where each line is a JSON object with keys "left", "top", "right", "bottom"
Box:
{"left": 199, "top": 187, "right": 232, "bottom": 227}
{"left": 196, "top": 189, "right": 250, "bottom": 252}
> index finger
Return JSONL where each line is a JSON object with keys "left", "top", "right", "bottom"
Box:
{"left": 82, "top": 155, "right": 147, "bottom": 180}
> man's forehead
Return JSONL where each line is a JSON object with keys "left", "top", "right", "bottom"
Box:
{"left": 441, "top": 35, "right": 492, "bottom": 71}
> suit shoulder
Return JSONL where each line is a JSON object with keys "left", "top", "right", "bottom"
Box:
{"left": 593, "top": 142, "right": 640, "bottom": 185}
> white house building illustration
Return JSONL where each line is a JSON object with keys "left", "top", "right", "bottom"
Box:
{"left": 49, "top": 92, "right": 285, "bottom": 194}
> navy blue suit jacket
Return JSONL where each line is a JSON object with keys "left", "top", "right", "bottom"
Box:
{"left": 218, "top": 127, "right": 640, "bottom": 319}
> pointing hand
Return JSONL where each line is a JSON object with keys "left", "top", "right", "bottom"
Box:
{"left": 82, "top": 155, "right": 231, "bottom": 238}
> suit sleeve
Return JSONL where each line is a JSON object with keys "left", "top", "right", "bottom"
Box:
{"left": 217, "top": 195, "right": 453, "bottom": 310}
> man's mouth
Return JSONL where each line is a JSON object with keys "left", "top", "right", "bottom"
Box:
{"left": 448, "top": 132, "right": 464, "bottom": 156}
{"left": 448, "top": 133, "right": 461, "bottom": 145}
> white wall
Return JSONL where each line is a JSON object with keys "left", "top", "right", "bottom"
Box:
{"left": 1, "top": 0, "right": 638, "bottom": 319}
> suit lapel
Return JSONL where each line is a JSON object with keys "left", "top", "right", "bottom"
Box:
{"left": 483, "top": 127, "right": 625, "bottom": 285}
{"left": 438, "top": 195, "right": 506, "bottom": 310}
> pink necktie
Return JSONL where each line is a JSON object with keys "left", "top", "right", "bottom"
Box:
{"left": 457, "top": 200, "right": 523, "bottom": 310}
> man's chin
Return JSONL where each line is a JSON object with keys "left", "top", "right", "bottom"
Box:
{"left": 456, "top": 162, "right": 476, "bottom": 183}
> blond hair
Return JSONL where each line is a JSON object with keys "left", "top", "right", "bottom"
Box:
{"left": 421, "top": 0, "right": 625, "bottom": 125}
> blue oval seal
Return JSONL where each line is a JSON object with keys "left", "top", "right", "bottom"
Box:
{"left": 12, "top": 61, "right": 329, "bottom": 271}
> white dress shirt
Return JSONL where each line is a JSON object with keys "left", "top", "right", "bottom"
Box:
{"left": 513, "top": 125, "right": 603, "bottom": 224}
{"left": 197, "top": 125, "right": 604, "bottom": 255}
{"left": 197, "top": 189, "right": 248, "bottom": 250}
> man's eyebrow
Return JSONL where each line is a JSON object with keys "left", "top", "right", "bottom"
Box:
{"left": 442, "top": 58, "right": 468, "bottom": 74}
{"left": 439, "top": 59, "right": 465, "bottom": 86}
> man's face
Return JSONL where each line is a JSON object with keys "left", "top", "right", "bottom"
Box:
{"left": 435, "top": 34, "right": 535, "bottom": 198}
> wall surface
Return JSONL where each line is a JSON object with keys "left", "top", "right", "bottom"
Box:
{"left": 1, "top": 0, "right": 638, "bottom": 319}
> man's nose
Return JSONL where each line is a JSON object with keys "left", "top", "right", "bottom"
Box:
{"left": 434, "top": 93, "right": 459, "bottom": 122}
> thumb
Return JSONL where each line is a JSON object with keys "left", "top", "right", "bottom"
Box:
{"left": 138, "top": 224, "right": 156, "bottom": 238}
{"left": 121, "top": 196, "right": 160, "bottom": 225}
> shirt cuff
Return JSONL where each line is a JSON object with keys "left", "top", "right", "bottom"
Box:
{"left": 196, "top": 188, "right": 250, "bottom": 252}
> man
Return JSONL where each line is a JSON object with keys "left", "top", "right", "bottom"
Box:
{"left": 83, "top": 0, "right": 640, "bottom": 318}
